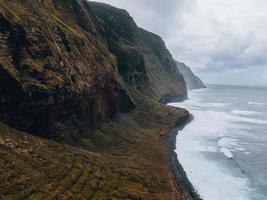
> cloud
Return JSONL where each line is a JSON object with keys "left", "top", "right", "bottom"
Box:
{"left": 93, "top": 0, "right": 267, "bottom": 86}
{"left": 94, "top": 0, "right": 193, "bottom": 37}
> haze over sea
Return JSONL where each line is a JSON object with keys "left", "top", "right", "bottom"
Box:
{"left": 169, "top": 85, "right": 267, "bottom": 200}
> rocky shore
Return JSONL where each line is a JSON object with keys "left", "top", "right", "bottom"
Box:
{"left": 164, "top": 114, "right": 202, "bottom": 200}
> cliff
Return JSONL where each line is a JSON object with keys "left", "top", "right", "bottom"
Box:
{"left": 0, "top": 0, "right": 136, "bottom": 141}
{"left": 176, "top": 62, "right": 206, "bottom": 90}
{"left": 89, "top": 2, "right": 188, "bottom": 103}
{"left": 0, "top": 0, "right": 193, "bottom": 199}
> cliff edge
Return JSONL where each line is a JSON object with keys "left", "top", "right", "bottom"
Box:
{"left": 0, "top": 0, "right": 193, "bottom": 199}
{"left": 89, "top": 2, "right": 188, "bottom": 103}
{"left": 176, "top": 62, "right": 206, "bottom": 91}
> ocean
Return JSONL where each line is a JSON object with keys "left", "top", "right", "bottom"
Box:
{"left": 169, "top": 85, "right": 267, "bottom": 200}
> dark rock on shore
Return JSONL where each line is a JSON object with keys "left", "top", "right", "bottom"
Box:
{"left": 164, "top": 114, "right": 202, "bottom": 200}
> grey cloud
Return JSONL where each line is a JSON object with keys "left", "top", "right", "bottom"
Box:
{"left": 93, "top": 0, "right": 267, "bottom": 86}
{"left": 93, "top": 0, "right": 194, "bottom": 37}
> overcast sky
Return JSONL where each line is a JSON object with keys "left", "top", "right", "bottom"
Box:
{"left": 94, "top": 0, "right": 267, "bottom": 86}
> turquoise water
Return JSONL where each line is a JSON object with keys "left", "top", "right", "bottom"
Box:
{"left": 169, "top": 85, "right": 267, "bottom": 200}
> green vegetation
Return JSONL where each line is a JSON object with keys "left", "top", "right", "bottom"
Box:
{"left": 0, "top": 0, "right": 189, "bottom": 199}
{"left": 0, "top": 96, "right": 188, "bottom": 199}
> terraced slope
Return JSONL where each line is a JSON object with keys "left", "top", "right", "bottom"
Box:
{"left": 0, "top": 92, "right": 189, "bottom": 199}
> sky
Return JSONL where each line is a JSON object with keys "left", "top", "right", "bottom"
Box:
{"left": 93, "top": 0, "right": 267, "bottom": 86}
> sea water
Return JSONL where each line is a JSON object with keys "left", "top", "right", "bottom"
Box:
{"left": 169, "top": 85, "right": 267, "bottom": 200}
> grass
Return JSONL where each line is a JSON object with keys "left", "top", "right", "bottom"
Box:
{"left": 0, "top": 91, "right": 189, "bottom": 199}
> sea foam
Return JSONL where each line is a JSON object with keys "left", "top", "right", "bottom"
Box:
{"left": 231, "top": 110, "right": 260, "bottom": 116}
{"left": 170, "top": 90, "right": 255, "bottom": 200}
{"left": 220, "top": 147, "right": 234, "bottom": 158}
{"left": 171, "top": 86, "right": 267, "bottom": 200}
{"left": 248, "top": 102, "right": 266, "bottom": 106}
{"left": 174, "top": 109, "right": 251, "bottom": 200}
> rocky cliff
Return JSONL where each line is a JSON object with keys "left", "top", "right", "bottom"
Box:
{"left": 176, "top": 62, "right": 206, "bottom": 90}
{"left": 0, "top": 0, "right": 136, "bottom": 141}
{"left": 89, "top": 2, "right": 188, "bottom": 103}
{"left": 0, "top": 0, "right": 193, "bottom": 199}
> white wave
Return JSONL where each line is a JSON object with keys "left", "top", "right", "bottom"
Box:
{"left": 170, "top": 87, "right": 267, "bottom": 200}
{"left": 236, "top": 147, "right": 246, "bottom": 151}
{"left": 218, "top": 137, "right": 247, "bottom": 153}
{"left": 207, "top": 102, "right": 231, "bottom": 108}
{"left": 218, "top": 137, "right": 239, "bottom": 148}
{"left": 171, "top": 106, "right": 253, "bottom": 200}
{"left": 231, "top": 110, "right": 260, "bottom": 116}
{"left": 174, "top": 109, "right": 252, "bottom": 200}
{"left": 201, "top": 145, "right": 217, "bottom": 152}
{"left": 248, "top": 101, "right": 266, "bottom": 106}
{"left": 176, "top": 139, "right": 251, "bottom": 200}
{"left": 230, "top": 116, "right": 267, "bottom": 124}
{"left": 220, "top": 147, "right": 234, "bottom": 159}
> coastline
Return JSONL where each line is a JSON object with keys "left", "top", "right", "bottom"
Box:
{"left": 164, "top": 114, "right": 202, "bottom": 200}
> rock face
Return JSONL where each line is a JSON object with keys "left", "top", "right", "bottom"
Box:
{"left": 0, "top": 0, "right": 192, "bottom": 199}
{"left": 0, "top": 0, "right": 136, "bottom": 140}
{"left": 89, "top": 2, "right": 188, "bottom": 103}
{"left": 0, "top": 0, "right": 187, "bottom": 140}
{"left": 176, "top": 62, "right": 206, "bottom": 90}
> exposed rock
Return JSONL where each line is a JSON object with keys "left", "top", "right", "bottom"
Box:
{"left": 0, "top": 0, "right": 193, "bottom": 199}
{"left": 0, "top": 0, "right": 135, "bottom": 141}
{"left": 176, "top": 62, "right": 206, "bottom": 90}
{"left": 0, "top": 0, "right": 188, "bottom": 141}
{"left": 89, "top": 2, "right": 188, "bottom": 102}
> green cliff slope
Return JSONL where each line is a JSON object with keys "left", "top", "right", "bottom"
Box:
{"left": 89, "top": 2, "right": 188, "bottom": 103}
{"left": 0, "top": 0, "right": 190, "bottom": 199}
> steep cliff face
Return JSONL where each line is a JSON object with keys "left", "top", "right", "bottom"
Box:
{"left": 89, "top": 2, "right": 188, "bottom": 102}
{"left": 0, "top": 0, "right": 193, "bottom": 199}
{"left": 0, "top": 0, "right": 135, "bottom": 141}
{"left": 176, "top": 62, "right": 206, "bottom": 90}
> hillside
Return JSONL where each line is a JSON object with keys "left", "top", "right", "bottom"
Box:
{"left": 0, "top": 0, "right": 194, "bottom": 199}
{"left": 0, "top": 95, "right": 190, "bottom": 199}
